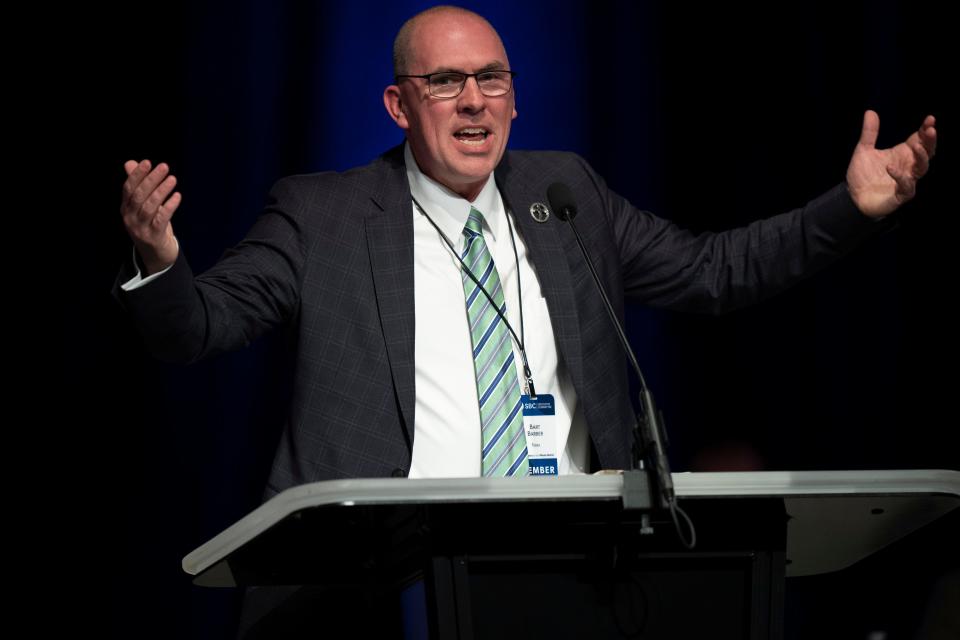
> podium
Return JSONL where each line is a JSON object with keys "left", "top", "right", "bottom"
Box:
{"left": 184, "top": 470, "right": 959, "bottom": 639}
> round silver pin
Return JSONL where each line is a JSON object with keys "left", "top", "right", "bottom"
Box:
{"left": 530, "top": 202, "right": 550, "bottom": 223}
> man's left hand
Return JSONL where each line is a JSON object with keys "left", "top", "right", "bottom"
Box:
{"left": 846, "top": 110, "right": 937, "bottom": 218}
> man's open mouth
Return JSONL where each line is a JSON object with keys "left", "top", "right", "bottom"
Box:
{"left": 454, "top": 127, "right": 490, "bottom": 144}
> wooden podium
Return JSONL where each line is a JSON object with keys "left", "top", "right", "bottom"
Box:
{"left": 184, "top": 470, "right": 959, "bottom": 639}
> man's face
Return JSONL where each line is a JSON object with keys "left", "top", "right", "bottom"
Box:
{"left": 384, "top": 13, "right": 517, "bottom": 201}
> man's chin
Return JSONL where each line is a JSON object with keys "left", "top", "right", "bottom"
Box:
{"left": 450, "top": 156, "right": 499, "bottom": 180}
{"left": 438, "top": 170, "right": 494, "bottom": 200}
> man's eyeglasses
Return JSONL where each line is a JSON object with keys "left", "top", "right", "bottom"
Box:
{"left": 395, "top": 70, "right": 516, "bottom": 99}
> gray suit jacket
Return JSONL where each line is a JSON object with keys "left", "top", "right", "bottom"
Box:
{"left": 114, "top": 145, "right": 884, "bottom": 498}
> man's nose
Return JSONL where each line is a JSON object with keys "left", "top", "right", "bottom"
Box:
{"left": 458, "top": 76, "right": 485, "bottom": 111}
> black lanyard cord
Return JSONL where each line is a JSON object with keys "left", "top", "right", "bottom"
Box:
{"left": 412, "top": 196, "right": 537, "bottom": 397}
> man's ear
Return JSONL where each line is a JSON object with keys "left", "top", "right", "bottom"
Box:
{"left": 383, "top": 85, "right": 409, "bottom": 130}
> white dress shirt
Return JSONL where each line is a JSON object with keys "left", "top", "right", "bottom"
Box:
{"left": 405, "top": 144, "right": 587, "bottom": 478}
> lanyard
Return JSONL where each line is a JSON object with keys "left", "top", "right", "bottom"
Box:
{"left": 411, "top": 196, "right": 537, "bottom": 398}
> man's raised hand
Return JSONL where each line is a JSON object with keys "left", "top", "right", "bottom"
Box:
{"left": 121, "top": 159, "right": 181, "bottom": 275}
{"left": 846, "top": 110, "right": 937, "bottom": 218}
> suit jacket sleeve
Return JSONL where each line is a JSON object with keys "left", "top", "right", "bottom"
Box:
{"left": 568, "top": 154, "right": 894, "bottom": 314}
{"left": 111, "top": 176, "right": 313, "bottom": 363}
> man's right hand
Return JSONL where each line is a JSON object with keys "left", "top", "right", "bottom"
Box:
{"left": 121, "top": 159, "right": 182, "bottom": 276}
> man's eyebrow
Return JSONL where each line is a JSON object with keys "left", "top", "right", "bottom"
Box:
{"left": 429, "top": 61, "right": 508, "bottom": 74}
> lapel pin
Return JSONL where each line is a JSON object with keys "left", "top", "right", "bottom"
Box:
{"left": 530, "top": 202, "right": 550, "bottom": 223}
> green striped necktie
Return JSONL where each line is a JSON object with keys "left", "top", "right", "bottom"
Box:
{"left": 461, "top": 207, "right": 529, "bottom": 477}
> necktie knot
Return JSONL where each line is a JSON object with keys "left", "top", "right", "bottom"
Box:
{"left": 464, "top": 207, "right": 484, "bottom": 238}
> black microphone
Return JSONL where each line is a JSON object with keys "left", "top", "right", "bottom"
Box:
{"left": 547, "top": 182, "right": 677, "bottom": 515}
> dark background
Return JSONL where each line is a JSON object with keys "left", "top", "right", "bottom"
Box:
{"left": 43, "top": 0, "right": 956, "bottom": 637}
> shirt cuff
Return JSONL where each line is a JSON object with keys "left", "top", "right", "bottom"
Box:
{"left": 119, "top": 237, "right": 179, "bottom": 291}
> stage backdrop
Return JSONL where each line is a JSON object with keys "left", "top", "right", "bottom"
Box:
{"left": 54, "top": 0, "right": 955, "bottom": 637}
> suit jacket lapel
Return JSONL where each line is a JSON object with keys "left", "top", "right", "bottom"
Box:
{"left": 364, "top": 147, "right": 416, "bottom": 448}
{"left": 496, "top": 155, "right": 586, "bottom": 401}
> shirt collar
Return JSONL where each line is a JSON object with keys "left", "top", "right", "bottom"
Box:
{"left": 404, "top": 142, "right": 505, "bottom": 244}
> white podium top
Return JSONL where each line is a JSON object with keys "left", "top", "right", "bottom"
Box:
{"left": 183, "top": 469, "right": 959, "bottom": 583}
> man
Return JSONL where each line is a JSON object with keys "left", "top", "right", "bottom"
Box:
{"left": 116, "top": 6, "right": 935, "bottom": 490}
{"left": 115, "top": 5, "right": 936, "bottom": 636}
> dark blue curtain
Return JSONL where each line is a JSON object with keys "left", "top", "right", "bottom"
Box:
{"left": 55, "top": 0, "right": 954, "bottom": 637}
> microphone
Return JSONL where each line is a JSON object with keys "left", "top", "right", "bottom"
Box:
{"left": 547, "top": 183, "right": 679, "bottom": 521}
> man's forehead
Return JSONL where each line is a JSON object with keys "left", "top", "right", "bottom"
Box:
{"left": 429, "top": 61, "right": 509, "bottom": 74}
{"left": 409, "top": 12, "right": 509, "bottom": 68}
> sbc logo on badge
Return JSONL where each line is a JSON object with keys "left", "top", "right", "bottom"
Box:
{"left": 529, "top": 458, "right": 558, "bottom": 476}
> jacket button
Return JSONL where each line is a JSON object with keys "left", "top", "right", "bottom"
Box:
{"left": 391, "top": 468, "right": 407, "bottom": 478}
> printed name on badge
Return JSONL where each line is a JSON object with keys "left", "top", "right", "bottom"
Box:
{"left": 522, "top": 394, "right": 557, "bottom": 476}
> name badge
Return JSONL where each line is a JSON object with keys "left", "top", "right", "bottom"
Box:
{"left": 522, "top": 394, "right": 557, "bottom": 476}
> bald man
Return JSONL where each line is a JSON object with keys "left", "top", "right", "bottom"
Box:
{"left": 114, "top": 6, "right": 936, "bottom": 636}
